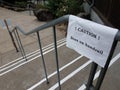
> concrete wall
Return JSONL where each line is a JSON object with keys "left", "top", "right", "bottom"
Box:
{"left": 83, "top": 2, "right": 104, "bottom": 25}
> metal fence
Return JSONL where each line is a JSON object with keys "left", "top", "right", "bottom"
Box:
{"left": 9, "top": 15, "right": 120, "bottom": 90}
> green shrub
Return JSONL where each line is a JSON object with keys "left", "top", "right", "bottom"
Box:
{"left": 46, "top": 0, "right": 84, "bottom": 18}
{"left": 15, "top": 1, "right": 27, "bottom": 8}
{"left": 45, "top": 0, "right": 63, "bottom": 18}
{"left": 35, "top": 3, "right": 48, "bottom": 10}
{"left": 3, "top": 0, "right": 27, "bottom": 4}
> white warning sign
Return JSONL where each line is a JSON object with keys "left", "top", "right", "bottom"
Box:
{"left": 66, "top": 15, "right": 118, "bottom": 67}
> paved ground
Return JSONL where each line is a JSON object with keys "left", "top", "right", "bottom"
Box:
{"left": 0, "top": 7, "right": 120, "bottom": 90}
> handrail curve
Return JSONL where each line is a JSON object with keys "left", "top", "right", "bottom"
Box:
{"left": 11, "top": 15, "right": 70, "bottom": 35}
{"left": 11, "top": 15, "right": 120, "bottom": 41}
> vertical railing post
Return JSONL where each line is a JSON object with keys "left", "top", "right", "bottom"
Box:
{"left": 4, "top": 19, "right": 19, "bottom": 52}
{"left": 14, "top": 28, "right": 27, "bottom": 61}
{"left": 53, "top": 26, "right": 61, "bottom": 90}
{"left": 94, "top": 40, "right": 118, "bottom": 90}
{"left": 29, "top": 4, "right": 32, "bottom": 16}
{"left": 13, "top": 29, "right": 24, "bottom": 58}
{"left": 86, "top": 62, "right": 98, "bottom": 90}
{"left": 36, "top": 31, "right": 49, "bottom": 84}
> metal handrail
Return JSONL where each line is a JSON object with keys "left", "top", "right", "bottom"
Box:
{"left": 11, "top": 15, "right": 120, "bottom": 41}
{"left": 10, "top": 15, "right": 120, "bottom": 90}
{"left": 10, "top": 15, "right": 70, "bottom": 90}
{"left": 116, "top": 31, "right": 120, "bottom": 41}
{"left": 11, "top": 15, "right": 69, "bottom": 35}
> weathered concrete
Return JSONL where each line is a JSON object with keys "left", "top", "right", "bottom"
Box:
{"left": 0, "top": 7, "right": 120, "bottom": 90}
